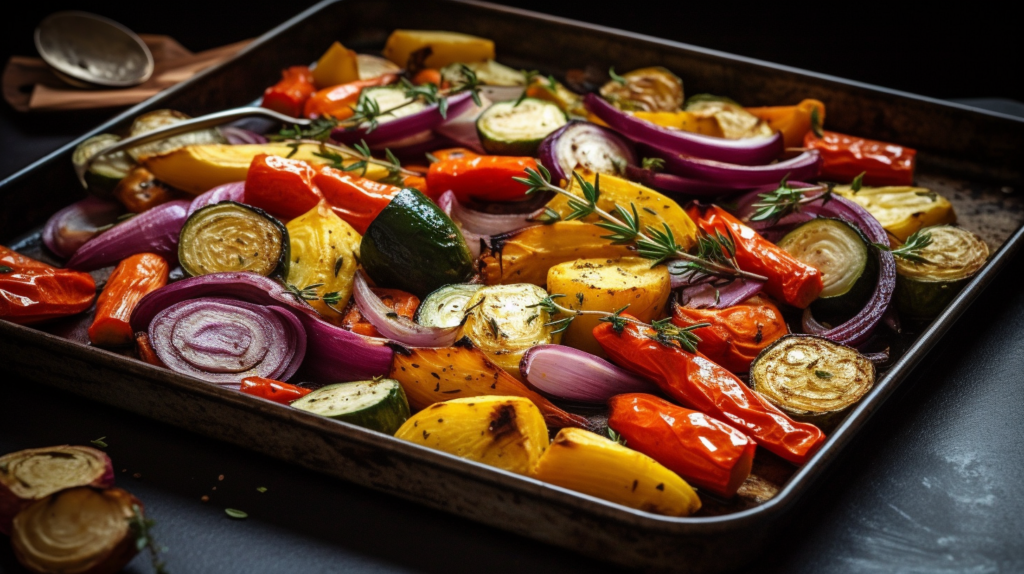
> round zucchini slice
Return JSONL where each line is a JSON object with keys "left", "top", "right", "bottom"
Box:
{"left": 291, "top": 379, "right": 410, "bottom": 435}
{"left": 750, "top": 334, "right": 875, "bottom": 430}
{"left": 476, "top": 98, "right": 568, "bottom": 156}
{"left": 779, "top": 218, "right": 876, "bottom": 318}
{"left": 126, "top": 109, "right": 226, "bottom": 162}
{"left": 73, "top": 134, "right": 136, "bottom": 197}
{"left": 415, "top": 283, "right": 485, "bottom": 328}
{"left": 894, "top": 225, "right": 989, "bottom": 319}
{"left": 178, "top": 201, "right": 289, "bottom": 278}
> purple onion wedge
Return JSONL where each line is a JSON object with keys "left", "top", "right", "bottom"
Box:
{"left": 641, "top": 144, "right": 822, "bottom": 187}
{"left": 538, "top": 120, "right": 637, "bottom": 184}
{"left": 520, "top": 344, "right": 658, "bottom": 403}
{"left": 352, "top": 271, "right": 460, "bottom": 347}
{"left": 625, "top": 165, "right": 749, "bottom": 197}
{"left": 66, "top": 199, "right": 190, "bottom": 271}
{"left": 187, "top": 182, "right": 246, "bottom": 216}
{"left": 332, "top": 91, "right": 475, "bottom": 147}
{"left": 42, "top": 197, "right": 124, "bottom": 259}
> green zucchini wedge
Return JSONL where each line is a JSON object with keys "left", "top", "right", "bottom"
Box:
{"left": 291, "top": 379, "right": 411, "bottom": 435}
{"left": 476, "top": 98, "right": 567, "bottom": 156}
{"left": 415, "top": 283, "right": 484, "bottom": 328}
{"left": 360, "top": 188, "right": 474, "bottom": 298}
{"left": 778, "top": 218, "right": 876, "bottom": 319}
{"left": 73, "top": 134, "right": 136, "bottom": 197}
{"left": 894, "top": 225, "right": 989, "bottom": 319}
{"left": 750, "top": 334, "right": 875, "bottom": 430}
{"left": 178, "top": 201, "right": 289, "bottom": 278}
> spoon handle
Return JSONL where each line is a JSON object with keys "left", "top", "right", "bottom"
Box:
{"left": 76, "top": 106, "right": 311, "bottom": 188}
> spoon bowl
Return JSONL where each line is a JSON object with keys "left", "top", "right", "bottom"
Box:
{"left": 35, "top": 11, "right": 154, "bottom": 88}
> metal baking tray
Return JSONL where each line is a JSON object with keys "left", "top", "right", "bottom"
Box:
{"left": 3, "top": 1, "right": 1024, "bottom": 570}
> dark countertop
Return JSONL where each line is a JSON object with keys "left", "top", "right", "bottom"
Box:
{"left": 2, "top": 3, "right": 1023, "bottom": 572}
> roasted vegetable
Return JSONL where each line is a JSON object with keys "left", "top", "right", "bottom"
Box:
{"left": 415, "top": 283, "right": 484, "bottom": 328}
{"left": 477, "top": 98, "right": 568, "bottom": 156}
{"left": 285, "top": 202, "right": 361, "bottom": 320}
{"left": 303, "top": 75, "right": 398, "bottom": 120}
{"left": 88, "top": 253, "right": 170, "bottom": 347}
{"left": 73, "top": 134, "right": 135, "bottom": 197}
{"left": 834, "top": 185, "right": 956, "bottom": 242}
{"left": 126, "top": 109, "right": 226, "bottom": 162}
{"left": 0, "top": 445, "right": 114, "bottom": 535}
{"left": 750, "top": 335, "right": 875, "bottom": 429}
{"left": 292, "top": 379, "right": 411, "bottom": 434}
{"left": 11, "top": 487, "right": 141, "bottom": 574}
{"left": 178, "top": 201, "right": 289, "bottom": 278}
{"left": 894, "top": 225, "right": 989, "bottom": 318}
{"left": 531, "top": 428, "right": 701, "bottom": 517}
{"left": 261, "top": 65, "right": 316, "bottom": 117}
{"left": 546, "top": 172, "right": 698, "bottom": 249}
{"left": 388, "top": 341, "right": 588, "bottom": 428}
{"left": 383, "top": 30, "right": 495, "bottom": 69}
{"left": 342, "top": 288, "right": 420, "bottom": 336}
{"left": 0, "top": 245, "right": 96, "bottom": 325}
{"left": 240, "top": 376, "right": 312, "bottom": 405}
{"left": 608, "top": 393, "right": 756, "bottom": 498}
{"left": 458, "top": 283, "right": 558, "bottom": 380}
{"left": 441, "top": 60, "right": 526, "bottom": 88}
{"left": 112, "top": 166, "right": 177, "bottom": 213}
{"left": 672, "top": 295, "right": 788, "bottom": 373}
{"left": 599, "top": 67, "right": 683, "bottom": 112}
{"left": 594, "top": 317, "right": 826, "bottom": 465}
{"left": 630, "top": 110, "right": 720, "bottom": 136}
{"left": 745, "top": 99, "right": 826, "bottom": 149}
{"left": 360, "top": 188, "right": 475, "bottom": 298}
{"left": 683, "top": 98, "right": 774, "bottom": 139}
{"left": 526, "top": 75, "right": 587, "bottom": 117}
{"left": 311, "top": 41, "right": 360, "bottom": 89}
{"left": 479, "top": 222, "right": 634, "bottom": 286}
{"left": 805, "top": 130, "right": 916, "bottom": 186}
{"left": 313, "top": 167, "right": 403, "bottom": 234}
{"left": 244, "top": 153, "right": 323, "bottom": 220}
{"left": 426, "top": 155, "right": 538, "bottom": 203}
{"left": 547, "top": 257, "right": 671, "bottom": 357}
{"left": 394, "top": 395, "right": 549, "bottom": 475}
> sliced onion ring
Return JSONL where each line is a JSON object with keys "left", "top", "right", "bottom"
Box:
{"left": 42, "top": 197, "right": 124, "bottom": 259}
{"left": 584, "top": 93, "right": 783, "bottom": 165}
{"left": 438, "top": 190, "right": 540, "bottom": 236}
{"left": 673, "top": 273, "right": 765, "bottom": 309}
{"left": 67, "top": 199, "right": 190, "bottom": 271}
{"left": 520, "top": 344, "right": 659, "bottom": 403}
{"left": 187, "top": 182, "right": 246, "bottom": 216}
{"left": 332, "top": 91, "right": 475, "bottom": 147}
{"left": 641, "top": 144, "right": 822, "bottom": 187}
{"left": 625, "top": 165, "right": 750, "bottom": 197}
{"left": 538, "top": 120, "right": 637, "bottom": 184}
{"left": 353, "top": 272, "right": 460, "bottom": 347}
{"left": 219, "top": 126, "right": 268, "bottom": 145}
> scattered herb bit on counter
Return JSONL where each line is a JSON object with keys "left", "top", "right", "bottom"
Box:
{"left": 225, "top": 508, "right": 248, "bottom": 519}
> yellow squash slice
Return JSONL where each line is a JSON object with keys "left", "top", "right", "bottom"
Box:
{"left": 834, "top": 185, "right": 956, "bottom": 242}
{"left": 383, "top": 30, "right": 494, "bottom": 69}
{"left": 285, "top": 203, "right": 361, "bottom": 323}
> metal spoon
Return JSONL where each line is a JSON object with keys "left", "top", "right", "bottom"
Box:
{"left": 74, "top": 107, "right": 311, "bottom": 188}
{"left": 35, "top": 11, "right": 154, "bottom": 88}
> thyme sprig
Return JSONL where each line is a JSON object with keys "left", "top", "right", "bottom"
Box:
{"left": 284, "top": 283, "right": 322, "bottom": 302}
{"left": 532, "top": 294, "right": 709, "bottom": 352}
{"left": 287, "top": 139, "right": 416, "bottom": 179}
{"left": 748, "top": 172, "right": 865, "bottom": 224}
{"left": 129, "top": 504, "right": 168, "bottom": 574}
{"left": 641, "top": 157, "right": 665, "bottom": 172}
{"left": 875, "top": 229, "right": 934, "bottom": 263}
{"left": 514, "top": 166, "right": 766, "bottom": 281}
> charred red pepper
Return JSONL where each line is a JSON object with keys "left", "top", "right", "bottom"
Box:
{"left": 341, "top": 288, "right": 419, "bottom": 337}
{"left": 313, "top": 167, "right": 403, "bottom": 234}
{"left": 608, "top": 393, "right": 756, "bottom": 498}
{"left": 261, "top": 66, "right": 317, "bottom": 118}
{"left": 1, "top": 246, "right": 96, "bottom": 325}
{"left": 240, "top": 376, "right": 312, "bottom": 405}
{"left": 689, "top": 205, "right": 823, "bottom": 309}
{"left": 426, "top": 155, "right": 538, "bottom": 203}
{"left": 672, "top": 296, "right": 788, "bottom": 373}
{"left": 244, "top": 154, "right": 323, "bottom": 220}
{"left": 88, "top": 253, "right": 169, "bottom": 347}
{"left": 303, "top": 74, "right": 398, "bottom": 120}
{"left": 594, "top": 317, "right": 826, "bottom": 465}
{"left": 804, "top": 130, "right": 916, "bottom": 186}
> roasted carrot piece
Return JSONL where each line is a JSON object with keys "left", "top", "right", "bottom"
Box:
{"left": 135, "top": 332, "right": 165, "bottom": 367}
{"left": 88, "top": 253, "right": 169, "bottom": 347}
{"left": 240, "top": 376, "right": 311, "bottom": 404}
{"left": 341, "top": 288, "right": 420, "bottom": 337}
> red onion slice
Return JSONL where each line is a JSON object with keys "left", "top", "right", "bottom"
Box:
{"left": 625, "top": 165, "right": 751, "bottom": 197}
{"left": 433, "top": 95, "right": 490, "bottom": 154}
{"left": 332, "top": 91, "right": 475, "bottom": 147}
{"left": 352, "top": 272, "right": 460, "bottom": 347}
{"left": 67, "top": 200, "right": 190, "bottom": 271}
{"left": 149, "top": 298, "right": 306, "bottom": 386}
{"left": 520, "top": 345, "right": 659, "bottom": 403}
{"left": 437, "top": 190, "right": 540, "bottom": 236}
{"left": 187, "top": 182, "right": 246, "bottom": 216}
{"left": 538, "top": 121, "right": 637, "bottom": 184}
{"left": 677, "top": 278, "right": 765, "bottom": 309}
{"left": 219, "top": 127, "right": 268, "bottom": 145}
{"left": 42, "top": 198, "right": 124, "bottom": 259}
{"left": 584, "top": 93, "right": 783, "bottom": 165}
{"left": 641, "top": 144, "right": 822, "bottom": 187}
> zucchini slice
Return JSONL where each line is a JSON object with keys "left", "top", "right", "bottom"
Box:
{"left": 441, "top": 60, "right": 527, "bottom": 87}
{"left": 895, "top": 225, "right": 989, "bottom": 319}
{"left": 415, "top": 283, "right": 484, "bottom": 328}
{"left": 750, "top": 335, "right": 875, "bottom": 429}
{"left": 73, "top": 134, "right": 136, "bottom": 197}
{"left": 126, "top": 109, "right": 226, "bottom": 162}
{"left": 291, "top": 379, "right": 410, "bottom": 434}
{"left": 458, "top": 283, "right": 558, "bottom": 380}
{"left": 178, "top": 201, "right": 289, "bottom": 278}
{"left": 778, "top": 218, "right": 876, "bottom": 318}
{"left": 476, "top": 98, "right": 567, "bottom": 156}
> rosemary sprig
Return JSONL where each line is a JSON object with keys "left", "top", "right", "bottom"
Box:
{"left": 641, "top": 157, "right": 665, "bottom": 172}
{"left": 875, "top": 229, "right": 933, "bottom": 263}
{"left": 514, "top": 166, "right": 766, "bottom": 281}
{"left": 272, "top": 117, "right": 340, "bottom": 142}
{"left": 749, "top": 176, "right": 835, "bottom": 224}
{"left": 284, "top": 283, "right": 322, "bottom": 302}
{"left": 285, "top": 139, "right": 417, "bottom": 178}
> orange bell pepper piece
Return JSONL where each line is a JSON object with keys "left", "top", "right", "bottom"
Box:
{"left": 261, "top": 66, "right": 317, "bottom": 118}
{"left": 341, "top": 288, "right": 420, "bottom": 337}
{"left": 689, "top": 205, "right": 823, "bottom": 309}
{"left": 313, "top": 167, "right": 404, "bottom": 234}
{"left": 240, "top": 376, "right": 312, "bottom": 405}
{"left": 672, "top": 296, "right": 788, "bottom": 373}
{"left": 426, "top": 155, "right": 538, "bottom": 203}
{"left": 244, "top": 154, "right": 324, "bottom": 220}
{"left": 303, "top": 74, "right": 399, "bottom": 120}
{"left": 1, "top": 245, "right": 96, "bottom": 325}
{"left": 595, "top": 317, "right": 827, "bottom": 465}
{"left": 804, "top": 130, "right": 916, "bottom": 186}
{"left": 746, "top": 99, "right": 825, "bottom": 150}
{"left": 88, "top": 253, "right": 169, "bottom": 347}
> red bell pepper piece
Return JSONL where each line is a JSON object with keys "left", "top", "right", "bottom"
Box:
{"left": 340, "top": 288, "right": 420, "bottom": 337}
{"left": 689, "top": 205, "right": 823, "bottom": 309}
{"left": 1, "top": 245, "right": 96, "bottom": 325}
{"left": 608, "top": 393, "right": 756, "bottom": 498}
{"left": 672, "top": 296, "right": 788, "bottom": 373}
{"left": 594, "top": 317, "right": 826, "bottom": 465}
{"left": 261, "top": 66, "right": 316, "bottom": 118}
{"left": 303, "top": 74, "right": 398, "bottom": 120}
{"left": 244, "top": 154, "right": 323, "bottom": 220}
{"left": 426, "top": 155, "right": 538, "bottom": 203}
{"left": 88, "top": 253, "right": 169, "bottom": 347}
{"left": 804, "top": 130, "right": 916, "bottom": 186}
{"left": 313, "top": 167, "right": 404, "bottom": 234}
{"left": 240, "top": 376, "right": 312, "bottom": 405}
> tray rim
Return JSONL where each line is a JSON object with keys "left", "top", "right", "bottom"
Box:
{"left": 2, "top": 0, "right": 1024, "bottom": 534}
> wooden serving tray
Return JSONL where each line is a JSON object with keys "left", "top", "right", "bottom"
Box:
{"left": 3, "top": 1, "right": 1024, "bottom": 570}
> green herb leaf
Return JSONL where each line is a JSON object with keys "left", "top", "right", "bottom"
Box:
{"left": 225, "top": 508, "right": 248, "bottom": 519}
{"left": 815, "top": 370, "right": 833, "bottom": 379}
{"left": 334, "top": 256, "right": 345, "bottom": 277}
{"left": 128, "top": 504, "right": 168, "bottom": 574}
{"left": 90, "top": 436, "right": 108, "bottom": 448}
{"left": 641, "top": 157, "right": 665, "bottom": 172}
{"left": 256, "top": 486, "right": 268, "bottom": 493}
{"left": 425, "top": 151, "right": 440, "bottom": 164}
{"left": 607, "top": 427, "right": 627, "bottom": 446}
{"left": 889, "top": 229, "right": 934, "bottom": 263}
{"left": 609, "top": 66, "right": 627, "bottom": 85}
{"left": 810, "top": 106, "right": 824, "bottom": 138}
{"left": 851, "top": 171, "right": 866, "bottom": 193}
{"left": 0, "top": 265, "right": 12, "bottom": 273}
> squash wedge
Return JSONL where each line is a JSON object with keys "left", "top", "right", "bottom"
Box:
{"left": 834, "top": 185, "right": 956, "bottom": 242}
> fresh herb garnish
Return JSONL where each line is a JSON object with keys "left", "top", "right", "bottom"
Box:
{"left": 810, "top": 106, "right": 824, "bottom": 138}
{"left": 815, "top": 370, "right": 834, "bottom": 379}
{"left": 0, "top": 265, "right": 12, "bottom": 273}
{"left": 876, "top": 229, "right": 934, "bottom": 263}
{"left": 224, "top": 508, "right": 248, "bottom": 519}
{"left": 514, "top": 69, "right": 540, "bottom": 107}
{"left": 333, "top": 256, "right": 345, "bottom": 277}
{"left": 641, "top": 157, "right": 665, "bottom": 172}
{"left": 526, "top": 207, "right": 562, "bottom": 225}
{"left": 850, "top": 171, "right": 865, "bottom": 193}
{"left": 749, "top": 176, "right": 836, "bottom": 224}
{"left": 609, "top": 66, "right": 627, "bottom": 86}
{"left": 284, "top": 283, "right": 322, "bottom": 302}
{"left": 129, "top": 504, "right": 168, "bottom": 574}
{"left": 256, "top": 486, "right": 268, "bottom": 493}
{"left": 607, "top": 427, "right": 627, "bottom": 446}
{"left": 90, "top": 436, "right": 108, "bottom": 448}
